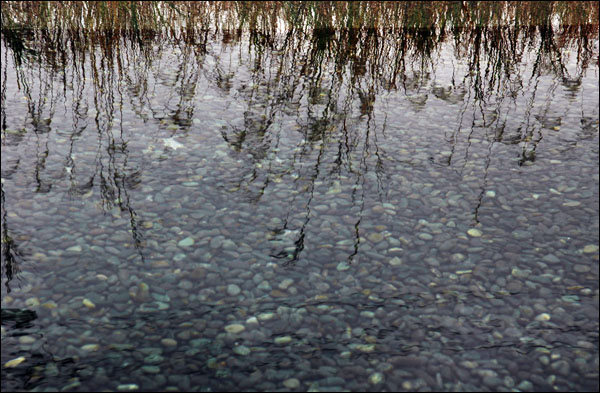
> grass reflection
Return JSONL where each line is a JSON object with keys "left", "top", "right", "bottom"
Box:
{"left": 0, "top": 1, "right": 598, "bottom": 277}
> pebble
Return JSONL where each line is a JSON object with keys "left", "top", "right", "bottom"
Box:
{"left": 4, "top": 356, "right": 26, "bottom": 368}
{"left": 336, "top": 262, "right": 350, "bottom": 271}
{"left": 583, "top": 244, "right": 598, "bottom": 253}
{"left": 144, "top": 354, "right": 164, "bottom": 364}
{"left": 451, "top": 253, "right": 466, "bottom": 263}
{"left": 161, "top": 338, "right": 178, "bottom": 347}
{"left": 142, "top": 366, "right": 161, "bottom": 374}
{"left": 258, "top": 312, "right": 275, "bottom": 321}
{"left": 18, "top": 336, "right": 36, "bottom": 344}
{"left": 278, "top": 279, "right": 294, "bottom": 290}
{"left": 551, "top": 360, "right": 571, "bottom": 376}
{"left": 283, "top": 378, "right": 300, "bottom": 389}
{"left": 179, "top": 280, "right": 193, "bottom": 290}
{"left": 389, "top": 257, "right": 403, "bottom": 266}
{"left": 81, "top": 344, "right": 100, "bottom": 351}
{"left": 353, "top": 344, "right": 375, "bottom": 352}
{"left": 178, "top": 237, "right": 194, "bottom": 247}
{"left": 535, "top": 313, "right": 551, "bottom": 321}
{"left": 233, "top": 345, "right": 251, "bottom": 356}
{"left": 542, "top": 254, "right": 560, "bottom": 264}
{"left": 274, "top": 336, "right": 293, "bottom": 344}
{"left": 117, "top": 384, "right": 139, "bottom": 391}
{"left": 561, "top": 295, "right": 579, "bottom": 303}
{"left": 512, "top": 230, "right": 532, "bottom": 239}
{"left": 67, "top": 245, "right": 82, "bottom": 252}
{"left": 511, "top": 268, "right": 530, "bottom": 279}
{"left": 227, "top": 284, "right": 241, "bottom": 296}
{"left": 369, "top": 372, "right": 384, "bottom": 385}
{"left": 42, "top": 300, "right": 58, "bottom": 309}
{"left": 368, "top": 233, "right": 384, "bottom": 243}
{"left": 224, "top": 324, "right": 245, "bottom": 334}
{"left": 82, "top": 298, "right": 96, "bottom": 308}
{"left": 25, "top": 297, "right": 40, "bottom": 307}
{"left": 137, "top": 282, "right": 151, "bottom": 301}
{"left": 517, "top": 381, "right": 533, "bottom": 391}
{"left": 467, "top": 228, "right": 482, "bottom": 237}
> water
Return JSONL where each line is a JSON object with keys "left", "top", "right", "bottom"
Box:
{"left": 1, "top": 2, "right": 599, "bottom": 391}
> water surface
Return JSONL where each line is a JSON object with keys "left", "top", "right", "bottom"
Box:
{"left": 1, "top": 2, "right": 599, "bottom": 391}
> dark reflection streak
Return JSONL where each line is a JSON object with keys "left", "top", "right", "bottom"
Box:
{"left": 518, "top": 75, "right": 542, "bottom": 166}
{"left": 90, "top": 48, "right": 115, "bottom": 213}
{"left": 270, "top": 45, "right": 338, "bottom": 262}
{"left": 459, "top": 27, "right": 492, "bottom": 177}
{"left": 224, "top": 27, "right": 288, "bottom": 201}
{"left": 1, "top": 41, "right": 7, "bottom": 132}
{"left": 181, "top": 47, "right": 201, "bottom": 129}
{"left": 65, "top": 57, "right": 89, "bottom": 199}
{"left": 348, "top": 182, "right": 364, "bottom": 264}
{"left": 1, "top": 185, "right": 22, "bottom": 294}
{"left": 347, "top": 117, "right": 366, "bottom": 264}
{"left": 102, "top": 54, "right": 120, "bottom": 221}
{"left": 522, "top": 24, "right": 567, "bottom": 160}
{"left": 325, "top": 79, "right": 343, "bottom": 177}
{"left": 470, "top": 71, "right": 503, "bottom": 223}
{"left": 459, "top": 99, "right": 478, "bottom": 178}
{"left": 458, "top": 31, "right": 485, "bottom": 176}
{"left": 339, "top": 74, "right": 365, "bottom": 263}
{"left": 235, "top": 26, "right": 308, "bottom": 204}
{"left": 124, "top": 42, "right": 154, "bottom": 126}
{"left": 280, "top": 135, "right": 326, "bottom": 266}
{"left": 445, "top": 61, "right": 471, "bottom": 168}
{"left": 369, "top": 101, "right": 387, "bottom": 200}
{"left": 472, "top": 140, "right": 495, "bottom": 225}
{"left": 521, "top": 80, "right": 561, "bottom": 164}
{"left": 286, "top": 69, "right": 341, "bottom": 262}
{"left": 271, "top": 79, "right": 336, "bottom": 263}
{"left": 16, "top": 58, "right": 53, "bottom": 193}
{"left": 118, "top": 161, "right": 146, "bottom": 265}
{"left": 116, "top": 68, "right": 146, "bottom": 265}
{"left": 228, "top": 47, "right": 280, "bottom": 199}
{"left": 172, "top": 47, "right": 189, "bottom": 122}
{"left": 354, "top": 110, "right": 372, "bottom": 265}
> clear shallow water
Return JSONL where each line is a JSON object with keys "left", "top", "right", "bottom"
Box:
{"left": 1, "top": 2, "right": 599, "bottom": 391}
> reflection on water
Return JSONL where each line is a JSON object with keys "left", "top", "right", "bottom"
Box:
{"left": 1, "top": 1, "right": 599, "bottom": 391}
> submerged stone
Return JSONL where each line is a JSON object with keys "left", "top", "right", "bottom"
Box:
{"left": 369, "top": 372, "right": 384, "bottom": 385}
{"left": 178, "top": 237, "right": 194, "bottom": 247}
{"left": 227, "top": 284, "right": 241, "bottom": 296}
{"left": 233, "top": 345, "right": 251, "bottom": 356}
{"left": 283, "top": 378, "right": 300, "bottom": 389}
{"left": 274, "top": 336, "right": 293, "bottom": 344}
{"left": 224, "top": 324, "right": 245, "bottom": 334}
{"left": 583, "top": 244, "right": 598, "bottom": 253}
{"left": 467, "top": 228, "right": 482, "bottom": 237}
{"left": 4, "top": 356, "right": 26, "bottom": 368}
{"left": 82, "top": 299, "right": 96, "bottom": 309}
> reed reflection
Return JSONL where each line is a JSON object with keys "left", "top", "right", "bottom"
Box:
{"left": 1, "top": 1, "right": 598, "bottom": 284}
